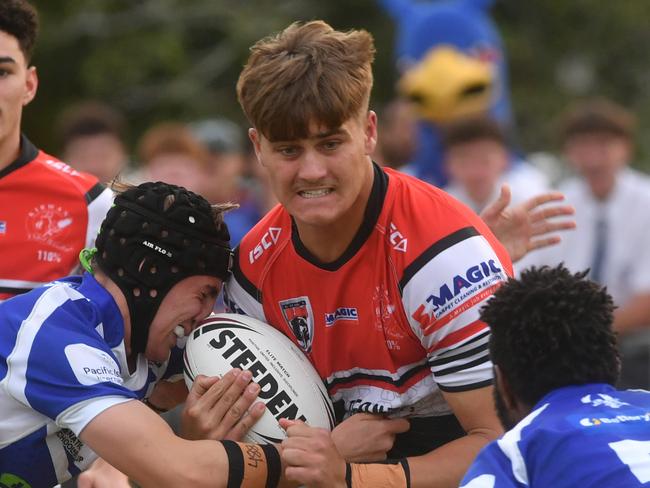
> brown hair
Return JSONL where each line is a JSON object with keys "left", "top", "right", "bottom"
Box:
{"left": 57, "top": 101, "right": 126, "bottom": 147}
{"left": 558, "top": 98, "right": 636, "bottom": 144}
{"left": 137, "top": 122, "right": 210, "bottom": 168}
{"left": 441, "top": 116, "right": 506, "bottom": 150}
{"left": 237, "top": 20, "right": 376, "bottom": 141}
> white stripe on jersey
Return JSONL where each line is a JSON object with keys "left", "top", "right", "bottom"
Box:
{"left": 224, "top": 274, "right": 265, "bottom": 320}
{"left": 434, "top": 360, "right": 493, "bottom": 390}
{"left": 429, "top": 332, "right": 490, "bottom": 379}
{"left": 85, "top": 187, "right": 113, "bottom": 250}
{"left": 460, "top": 474, "right": 496, "bottom": 488}
{"left": 497, "top": 403, "right": 549, "bottom": 485}
{"left": 5, "top": 284, "right": 83, "bottom": 404}
{"left": 0, "top": 284, "right": 84, "bottom": 448}
{"left": 57, "top": 395, "right": 135, "bottom": 437}
{"left": 46, "top": 423, "right": 72, "bottom": 481}
{"left": 324, "top": 357, "right": 429, "bottom": 387}
{"left": 330, "top": 375, "right": 453, "bottom": 418}
{"left": 0, "top": 278, "right": 45, "bottom": 289}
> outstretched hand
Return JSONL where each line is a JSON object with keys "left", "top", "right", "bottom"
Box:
{"left": 181, "top": 369, "right": 265, "bottom": 441}
{"left": 480, "top": 184, "right": 576, "bottom": 262}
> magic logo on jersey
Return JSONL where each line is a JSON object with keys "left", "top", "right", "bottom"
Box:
{"left": 325, "top": 307, "right": 359, "bottom": 327}
{"left": 280, "top": 296, "right": 314, "bottom": 353}
{"left": 412, "top": 259, "right": 504, "bottom": 329}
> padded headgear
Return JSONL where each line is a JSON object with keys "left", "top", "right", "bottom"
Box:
{"left": 95, "top": 182, "right": 232, "bottom": 354}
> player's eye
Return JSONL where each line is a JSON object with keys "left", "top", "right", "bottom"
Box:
{"left": 278, "top": 146, "right": 300, "bottom": 157}
{"left": 321, "top": 140, "right": 341, "bottom": 151}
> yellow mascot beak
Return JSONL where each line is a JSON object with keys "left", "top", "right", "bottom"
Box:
{"left": 399, "top": 45, "right": 495, "bottom": 123}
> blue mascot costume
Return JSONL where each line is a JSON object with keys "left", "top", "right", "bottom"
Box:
{"left": 380, "top": 0, "right": 520, "bottom": 187}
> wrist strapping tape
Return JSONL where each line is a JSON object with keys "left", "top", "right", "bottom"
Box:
{"left": 222, "top": 440, "right": 281, "bottom": 488}
{"left": 346, "top": 458, "right": 410, "bottom": 488}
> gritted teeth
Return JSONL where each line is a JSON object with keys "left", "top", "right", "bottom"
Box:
{"left": 298, "top": 188, "right": 332, "bottom": 198}
{"left": 173, "top": 325, "right": 185, "bottom": 338}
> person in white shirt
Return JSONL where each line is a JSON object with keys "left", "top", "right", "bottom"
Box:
{"left": 442, "top": 116, "right": 549, "bottom": 214}
{"left": 529, "top": 98, "right": 650, "bottom": 388}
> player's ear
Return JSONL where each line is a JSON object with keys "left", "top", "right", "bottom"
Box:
{"left": 364, "top": 110, "right": 378, "bottom": 155}
{"left": 248, "top": 128, "right": 264, "bottom": 166}
{"left": 23, "top": 66, "right": 38, "bottom": 106}
{"left": 494, "top": 364, "right": 517, "bottom": 410}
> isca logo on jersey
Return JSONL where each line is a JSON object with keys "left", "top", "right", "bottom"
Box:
{"left": 249, "top": 227, "right": 281, "bottom": 263}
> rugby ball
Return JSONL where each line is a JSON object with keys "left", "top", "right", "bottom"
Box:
{"left": 183, "top": 313, "right": 336, "bottom": 444}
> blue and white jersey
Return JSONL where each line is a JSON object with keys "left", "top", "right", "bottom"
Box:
{"left": 461, "top": 384, "right": 650, "bottom": 488}
{"left": 0, "top": 273, "right": 165, "bottom": 487}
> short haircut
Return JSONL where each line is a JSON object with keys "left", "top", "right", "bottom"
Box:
{"left": 0, "top": 0, "right": 38, "bottom": 63}
{"left": 441, "top": 116, "right": 506, "bottom": 150}
{"left": 237, "top": 20, "right": 376, "bottom": 141}
{"left": 137, "top": 122, "right": 210, "bottom": 169}
{"left": 482, "top": 265, "right": 619, "bottom": 407}
{"left": 558, "top": 98, "right": 636, "bottom": 144}
{"left": 57, "top": 101, "right": 126, "bottom": 147}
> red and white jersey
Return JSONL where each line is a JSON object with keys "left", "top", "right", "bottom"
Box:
{"left": 0, "top": 136, "right": 113, "bottom": 302}
{"left": 225, "top": 165, "right": 512, "bottom": 419}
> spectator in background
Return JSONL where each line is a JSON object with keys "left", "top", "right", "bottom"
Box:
{"left": 57, "top": 100, "right": 128, "bottom": 183}
{"left": 191, "top": 118, "right": 262, "bottom": 245}
{"left": 137, "top": 122, "right": 209, "bottom": 195}
{"left": 373, "top": 98, "right": 418, "bottom": 170}
{"left": 442, "top": 116, "right": 549, "bottom": 213}
{"left": 529, "top": 98, "right": 650, "bottom": 389}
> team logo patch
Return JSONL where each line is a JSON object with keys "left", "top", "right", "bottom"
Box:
{"left": 280, "top": 296, "right": 314, "bottom": 353}
{"left": 0, "top": 221, "right": 6, "bottom": 234}
{"left": 25, "top": 203, "right": 74, "bottom": 252}
{"left": 325, "top": 307, "right": 359, "bottom": 327}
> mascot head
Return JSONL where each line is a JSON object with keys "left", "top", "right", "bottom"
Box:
{"left": 380, "top": 0, "right": 514, "bottom": 184}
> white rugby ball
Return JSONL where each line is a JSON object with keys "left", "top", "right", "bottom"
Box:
{"left": 184, "top": 313, "right": 335, "bottom": 444}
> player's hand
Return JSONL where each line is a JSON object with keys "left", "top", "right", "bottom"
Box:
{"left": 180, "top": 369, "right": 265, "bottom": 441}
{"left": 280, "top": 419, "right": 347, "bottom": 488}
{"left": 480, "top": 184, "right": 576, "bottom": 262}
{"left": 331, "top": 413, "right": 410, "bottom": 462}
{"left": 145, "top": 377, "right": 189, "bottom": 412}
{"left": 76, "top": 457, "right": 131, "bottom": 488}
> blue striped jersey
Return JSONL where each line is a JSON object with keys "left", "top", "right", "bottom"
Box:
{"left": 0, "top": 273, "right": 166, "bottom": 487}
{"left": 461, "top": 384, "right": 650, "bottom": 487}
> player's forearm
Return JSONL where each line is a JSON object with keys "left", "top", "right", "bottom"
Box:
{"left": 407, "top": 427, "right": 501, "bottom": 488}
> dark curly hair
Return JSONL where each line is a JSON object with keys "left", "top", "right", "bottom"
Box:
{"left": 0, "top": 0, "right": 39, "bottom": 63}
{"left": 482, "top": 265, "right": 619, "bottom": 408}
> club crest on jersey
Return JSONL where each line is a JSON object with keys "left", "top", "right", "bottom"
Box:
{"left": 280, "top": 296, "right": 314, "bottom": 353}
{"left": 26, "top": 203, "right": 74, "bottom": 252}
{"left": 325, "top": 307, "right": 359, "bottom": 327}
{"left": 0, "top": 221, "right": 6, "bottom": 234}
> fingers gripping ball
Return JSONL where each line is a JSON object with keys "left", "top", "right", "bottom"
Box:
{"left": 184, "top": 313, "right": 335, "bottom": 443}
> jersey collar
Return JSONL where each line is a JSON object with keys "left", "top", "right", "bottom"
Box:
{"left": 0, "top": 134, "right": 39, "bottom": 180}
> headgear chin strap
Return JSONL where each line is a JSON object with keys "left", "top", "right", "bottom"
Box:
{"left": 95, "top": 182, "right": 232, "bottom": 354}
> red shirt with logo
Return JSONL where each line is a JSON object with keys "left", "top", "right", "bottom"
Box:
{"left": 0, "top": 136, "right": 113, "bottom": 302}
{"left": 224, "top": 165, "right": 512, "bottom": 424}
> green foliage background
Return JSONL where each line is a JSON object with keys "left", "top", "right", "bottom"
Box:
{"left": 27, "top": 0, "right": 650, "bottom": 169}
